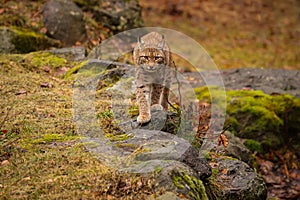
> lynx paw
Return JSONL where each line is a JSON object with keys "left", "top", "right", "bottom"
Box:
{"left": 151, "top": 104, "right": 163, "bottom": 111}
{"left": 137, "top": 114, "right": 151, "bottom": 124}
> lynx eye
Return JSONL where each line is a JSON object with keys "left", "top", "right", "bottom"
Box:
{"left": 155, "top": 56, "right": 164, "bottom": 64}
{"left": 138, "top": 56, "right": 149, "bottom": 64}
{"left": 140, "top": 56, "right": 149, "bottom": 60}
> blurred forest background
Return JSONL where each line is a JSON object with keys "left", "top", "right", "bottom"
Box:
{"left": 0, "top": 0, "right": 299, "bottom": 69}
{"left": 140, "top": 0, "right": 300, "bottom": 69}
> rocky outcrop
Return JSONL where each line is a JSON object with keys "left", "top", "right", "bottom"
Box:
{"left": 42, "top": 0, "right": 86, "bottom": 45}
{"left": 69, "top": 60, "right": 271, "bottom": 199}
{"left": 188, "top": 68, "right": 300, "bottom": 98}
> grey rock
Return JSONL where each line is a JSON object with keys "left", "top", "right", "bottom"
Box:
{"left": 48, "top": 46, "right": 86, "bottom": 61}
{"left": 121, "top": 129, "right": 212, "bottom": 180}
{"left": 186, "top": 68, "right": 300, "bottom": 98}
{"left": 42, "top": 0, "right": 86, "bottom": 45}
{"left": 150, "top": 192, "right": 183, "bottom": 200}
{"left": 206, "top": 157, "right": 267, "bottom": 200}
{"left": 87, "top": 0, "right": 143, "bottom": 33}
{"left": 0, "top": 27, "right": 15, "bottom": 53}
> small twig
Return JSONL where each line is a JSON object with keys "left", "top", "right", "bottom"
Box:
{"left": 173, "top": 61, "right": 182, "bottom": 107}
{"left": 0, "top": 105, "right": 14, "bottom": 130}
{"left": 220, "top": 125, "right": 231, "bottom": 135}
{"left": 167, "top": 61, "right": 182, "bottom": 110}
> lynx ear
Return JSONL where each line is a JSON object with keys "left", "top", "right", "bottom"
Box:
{"left": 159, "top": 34, "right": 165, "bottom": 50}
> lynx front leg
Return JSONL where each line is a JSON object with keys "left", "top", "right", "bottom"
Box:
{"left": 160, "top": 87, "right": 169, "bottom": 110}
{"left": 151, "top": 83, "right": 164, "bottom": 111}
{"left": 136, "top": 85, "right": 151, "bottom": 124}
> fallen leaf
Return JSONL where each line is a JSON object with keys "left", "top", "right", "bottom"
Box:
{"left": 218, "top": 133, "right": 229, "bottom": 148}
{"left": 75, "top": 41, "right": 82, "bottom": 46}
{"left": 40, "top": 27, "right": 47, "bottom": 34}
{"left": 40, "top": 83, "right": 53, "bottom": 88}
{"left": 0, "top": 8, "right": 5, "bottom": 14}
{"left": 48, "top": 112, "right": 55, "bottom": 117}
{"left": 23, "top": 176, "right": 31, "bottom": 181}
{"left": 15, "top": 89, "right": 27, "bottom": 95}
{"left": 221, "top": 168, "right": 228, "bottom": 174}
{"left": 1, "top": 160, "right": 9, "bottom": 166}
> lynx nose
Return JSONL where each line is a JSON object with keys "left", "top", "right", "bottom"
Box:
{"left": 147, "top": 62, "right": 155, "bottom": 70}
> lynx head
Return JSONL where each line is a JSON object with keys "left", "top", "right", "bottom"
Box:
{"left": 133, "top": 32, "right": 171, "bottom": 72}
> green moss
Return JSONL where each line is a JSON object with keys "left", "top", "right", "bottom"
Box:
{"left": 204, "top": 152, "right": 212, "bottom": 161}
{"left": 211, "top": 168, "right": 219, "bottom": 177}
{"left": 172, "top": 172, "right": 208, "bottom": 200}
{"left": 128, "top": 105, "right": 139, "bottom": 118}
{"left": 194, "top": 86, "right": 226, "bottom": 108}
{"left": 64, "top": 60, "right": 88, "bottom": 79}
{"left": 8, "top": 26, "right": 61, "bottom": 53}
{"left": 23, "top": 52, "right": 67, "bottom": 69}
{"left": 154, "top": 166, "right": 163, "bottom": 174}
{"left": 195, "top": 86, "right": 300, "bottom": 151}
{"left": 97, "top": 111, "right": 113, "bottom": 119}
{"left": 114, "top": 143, "right": 139, "bottom": 151}
{"left": 105, "top": 133, "right": 133, "bottom": 142}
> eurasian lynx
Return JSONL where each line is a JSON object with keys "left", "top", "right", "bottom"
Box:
{"left": 133, "top": 32, "right": 174, "bottom": 124}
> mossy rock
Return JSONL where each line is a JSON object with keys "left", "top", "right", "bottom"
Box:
{"left": 195, "top": 86, "right": 300, "bottom": 151}
{"left": 206, "top": 157, "right": 267, "bottom": 200}
{"left": 0, "top": 26, "right": 61, "bottom": 53}
{"left": 172, "top": 171, "right": 208, "bottom": 200}
{"left": 243, "top": 139, "right": 263, "bottom": 153}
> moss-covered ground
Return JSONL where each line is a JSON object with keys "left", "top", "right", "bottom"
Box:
{"left": 0, "top": 53, "right": 158, "bottom": 199}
